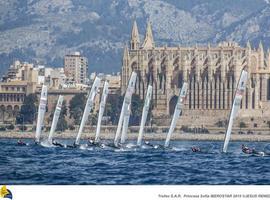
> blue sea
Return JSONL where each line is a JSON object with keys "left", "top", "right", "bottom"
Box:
{"left": 0, "top": 139, "right": 270, "bottom": 185}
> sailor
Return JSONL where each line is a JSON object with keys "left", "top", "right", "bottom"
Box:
{"left": 191, "top": 146, "right": 201, "bottom": 152}
{"left": 241, "top": 144, "right": 255, "bottom": 154}
{"left": 17, "top": 139, "right": 27, "bottom": 146}
{"left": 144, "top": 141, "right": 154, "bottom": 147}
{"left": 52, "top": 139, "right": 64, "bottom": 148}
{"left": 87, "top": 139, "right": 100, "bottom": 147}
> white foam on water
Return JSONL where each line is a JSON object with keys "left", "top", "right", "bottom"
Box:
{"left": 79, "top": 144, "right": 88, "bottom": 150}
{"left": 40, "top": 140, "right": 54, "bottom": 148}
{"left": 126, "top": 143, "right": 136, "bottom": 149}
{"left": 141, "top": 144, "right": 152, "bottom": 149}
{"left": 171, "top": 147, "right": 186, "bottom": 151}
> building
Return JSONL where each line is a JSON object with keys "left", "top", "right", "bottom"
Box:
{"left": 92, "top": 73, "right": 121, "bottom": 95}
{"left": 64, "top": 52, "right": 88, "bottom": 85}
{"left": 121, "top": 21, "right": 270, "bottom": 127}
{"left": 0, "top": 61, "right": 38, "bottom": 123}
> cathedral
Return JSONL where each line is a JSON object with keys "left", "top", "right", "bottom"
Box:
{"left": 121, "top": 21, "right": 270, "bottom": 126}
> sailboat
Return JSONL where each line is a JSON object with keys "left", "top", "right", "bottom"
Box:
{"left": 164, "top": 82, "right": 188, "bottom": 148}
{"left": 35, "top": 85, "right": 48, "bottom": 143}
{"left": 137, "top": 85, "right": 153, "bottom": 146}
{"left": 75, "top": 77, "right": 101, "bottom": 146}
{"left": 48, "top": 95, "right": 64, "bottom": 144}
{"left": 114, "top": 72, "right": 137, "bottom": 146}
{"left": 94, "top": 81, "right": 109, "bottom": 143}
{"left": 223, "top": 69, "right": 248, "bottom": 153}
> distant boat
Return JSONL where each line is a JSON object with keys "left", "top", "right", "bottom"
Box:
{"left": 137, "top": 85, "right": 152, "bottom": 146}
{"left": 164, "top": 82, "right": 188, "bottom": 148}
{"left": 223, "top": 69, "right": 248, "bottom": 153}
{"left": 114, "top": 72, "right": 137, "bottom": 146}
{"left": 35, "top": 85, "right": 48, "bottom": 143}
{"left": 48, "top": 95, "right": 64, "bottom": 144}
{"left": 94, "top": 81, "right": 109, "bottom": 143}
{"left": 75, "top": 77, "right": 101, "bottom": 145}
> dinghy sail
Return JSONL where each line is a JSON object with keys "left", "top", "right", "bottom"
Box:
{"left": 137, "top": 85, "right": 153, "bottom": 146}
{"left": 114, "top": 72, "right": 137, "bottom": 146}
{"left": 223, "top": 69, "right": 248, "bottom": 153}
{"left": 35, "top": 85, "right": 48, "bottom": 143}
{"left": 48, "top": 95, "right": 64, "bottom": 144}
{"left": 164, "top": 82, "right": 188, "bottom": 148}
{"left": 75, "top": 77, "right": 101, "bottom": 145}
{"left": 94, "top": 81, "right": 109, "bottom": 143}
{"left": 120, "top": 104, "right": 131, "bottom": 144}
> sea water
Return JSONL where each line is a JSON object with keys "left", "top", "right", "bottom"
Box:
{"left": 0, "top": 139, "right": 270, "bottom": 185}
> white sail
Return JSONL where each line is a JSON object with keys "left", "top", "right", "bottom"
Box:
{"left": 164, "top": 83, "right": 188, "bottom": 148}
{"left": 75, "top": 77, "right": 101, "bottom": 145}
{"left": 137, "top": 85, "right": 153, "bottom": 146}
{"left": 114, "top": 72, "right": 137, "bottom": 146}
{"left": 48, "top": 95, "right": 64, "bottom": 144}
{"left": 35, "top": 85, "right": 48, "bottom": 143}
{"left": 94, "top": 81, "right": 109, "bottom": 143}
{"left": 223, "top": 70, "right": 248, "bottom": 153}
{"left": 120, "top": 104, "right": 131, "bottom": 144}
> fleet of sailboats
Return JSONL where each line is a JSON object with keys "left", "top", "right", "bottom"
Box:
{"left": 32, "top": 69, "right": 250, "bottom": 152}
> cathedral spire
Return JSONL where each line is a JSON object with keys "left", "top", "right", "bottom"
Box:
{"left": 130, "top": 20, "right": 140, "bottom": 50}
{"left": 142, "top": 21, "right": 155, "bottom": 49}
{"left": 258, "top": 40, "right": 263, "bottom": 51}
{"left": 246, "top": 40, "right": 251, "bottom": 49}
{"left": 123, "top": 45, "right": 129, "bottom": 61}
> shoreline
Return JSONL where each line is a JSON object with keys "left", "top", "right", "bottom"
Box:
{"left": 1, "top": 131, "right": 270, "bottom": 142}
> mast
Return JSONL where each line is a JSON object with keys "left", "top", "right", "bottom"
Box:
{"left": 75, "top": 77, "right": 101, "bottom": 145}
{"left": 137, "top": 85, "right": 152, "bottom": 146}
{"left": 164, "top": 82, "right": 188, "bottom": 148}
{"left": 35, "top": 85, "right": 48, "bottom": 143}
{"left": 223, "top": 69, "right": 248, "bottom": 153}
{"left": 114, "top": 72, "right": 137, "bottom": 146}
{"left": 94, "top": 81, "right": 109, "bottom": 143}
{"left": 120, "top": 104, "right": 131, "bottom": 144}
{"left": 48, "top": 95, "right": 64, "bottom": 144}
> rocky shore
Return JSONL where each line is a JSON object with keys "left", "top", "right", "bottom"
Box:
{"left": 1, "top": 131, "right": 270, "bottom": 142}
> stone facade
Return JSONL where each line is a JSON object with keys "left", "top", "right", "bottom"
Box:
{"left": 121, "top": 21, "right": 270, "bottom": 127}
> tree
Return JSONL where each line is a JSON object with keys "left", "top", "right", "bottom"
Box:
{"left": 130, "top": 94, "right": 144, "bottom": 125}
{"left": 0, "top": 106, "right": 5, "bottom": 123}
{"left": 16, "top": 94, "right": 38, "bottom": 124}
{"left": 69, "top": 93, "right": 86, "bottom": 125}
{"left": 106, "top": 94, "right": 146, "bottom": 126}
{"left": 106, "top": 95, "right": 123, "bottom": 125}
